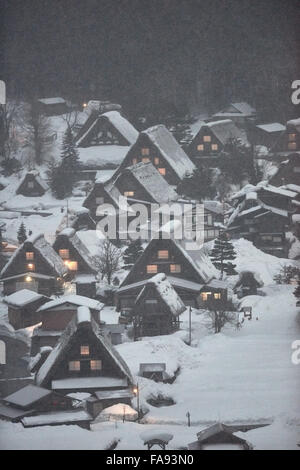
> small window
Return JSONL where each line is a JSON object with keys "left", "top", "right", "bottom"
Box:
{"left": 145, "top": 299, "right": 158, "bottom": 304}
{"left": 27, "top": 263, "right": 35, "bottom": 271}
{"left": 59, "top": 249, "right": 69, "bottom": 259}
{"left": 214, "top": 293, "right": 221, "bottom": 299}
{"left": 154, "top": 157, "right": 160, "bottom": 165}
{"left": 158, "top": 250, "right": 169, "bottom": 259}
{"left": 26, "top": 252, "right": 34, "bottom": 260}
{"left": 170, "top": 264, "right": 181, "bottom": 273}
{"left": 69, "top": 361, "right": 80, "bottom": 371}
{"left": 65, "top": 260, "right": 78, "bottom": 271}
{"left": 158, "top": 168, "right": 166, "bottom": 175}
{"left": 261, "top": 235, "right": 272, "bottom": 241}
{"left": 0, "top": 340, "right": 6, "bottom": 365}
{"left": 201, "top": 292, "right": 210, "bottom": 301}
{"left": 141, "top": 148, "right": 150, "bottom": 156}
{"left": 288, "top": 133, "right": 296, "bottom": 141}
{"left": 80, "top": 345, "right": 89, "bottom": 356}
{"left": 197, "top": 144, "right": 204, "bottom": 151}
{"left": 203, "top": 135, "right": 211, "bottom": 142}
{"left": 147, "top": 264, "right": 158, "bottom": 274}
{"left": 124, "top": 191, "right": 134, "bottom": 197}
{"left": 90, "top": 360, "right": 102, "bottom": 370}
{"left": 211, "top": 144, "right": 218, "bottom": 151}
{"left": 28, "top": 181, "right": 34, "bottom": 189}
{"left": 288, "top": 142, "right": 297, "bottom": 150}
{"left": 273, "top": 236, "right": 282, "bottom": 243}
{"left": 132, "top": 158, "right": 138, "bottom": 165}
{"left": 96, "top": 197, "right": 104, "bottom": 205}
{"left": 142, "top": 157, "right": 150, "bottom": 163}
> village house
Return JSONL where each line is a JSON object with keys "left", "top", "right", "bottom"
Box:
{"left": 76, "top": 110, "right": 139, "bottom": 147}
{"left": 139, "top": 363, "right": 170, "bottom": 382}
{"left": 187, "top": 119, "right": 250, "bottom": 166}
{"left": 34, "top": 306, "right": 134, "bottom": 397}
{"left": 269, "top": 118, "right": 300, "bottom": 159}
{"left": 3, "top": 289, "right": 49, "bottom": 330}
{"left": 270, "top": 153, "right": 300, "bottom": 186}
{"left": 117, "top": 237, "right": 217, "bottom": 309}
{"left": 188, "top": 423, "right": 252, "bottom": 450}
{"left": 115, "top": 124, "right": 196, "bottom": 185}
{"left": 234, "top": 271, "right": 263, "bottom": 298}
{"left": 132, "top": 273, "right": 186, "bottom": 338}
{"left": 70, "top": 208, "right": 96, "bottom": 231}
{"left": 31, "top": 294, "right": 104, "bottom": 355}
{"left": 251, "top": 122, "right": 286, "bottom": 151}
{"left": 212, "top": 102, "right": 256, "bottom": 127}
{"left": 197, "top": 279, "right": 229, "bottom": 309}
{"left": 16, "top": 171, "right": 49, "bottom": 197}
{"left": 0, "top": 233, "right": 68, "bottom": 297}
{"left": 36, "top": 97, "right": 68, "bottom": 116}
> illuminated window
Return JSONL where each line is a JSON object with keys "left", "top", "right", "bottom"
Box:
{"left": 145, "top": 299, "right": 158, "bottom": 304}
{"left": 147, "top": 264, "right": 158, "bottom": 274}
{"left": 141, "top": 148, "right": 150, "bottom": 156}
{"left": 211, "top": 144, "right": 218, "bottom": 151}
{"left": 90, "top": 360, "right": 102, "bottom": 370}
{"left": 288, "top": 133, "right": 296, "bottom": 141}
{"left": 142, "top": 157, "right": 150, "bottom": 163}
{"left": 170, "top": 264, "right": 181, "bottom": 273}
{"left": 59, "top": 249, "right": 69, "bottom": 259}
{"left": 288, "top": 142, "right": 297, "bottom": 150}
{"left": 27, "top": 263, "right": 35, "bottom": 271}
{"left": 158, "top": 168, "right": 166, "bottom": 176}
{"left": 214, "top": 293, "right": 221, "bottom": 300}
{"left": 197, "top": 144, "right": 204, "bottom": 151}
{"left": 124, "top": 191, "right": 134, "bottom": 197}
{"left": 65, "top": 260, "right": 78, "bottom": 271}
{"left": 273, "top": 236, "right": 282, "bottom": 243}
{"left": 201, "top": 292, "right": 210, "bottom": 301}
{"left": 26, "top": 252, "right": 34, "bottom": 260}
{"left": 203, "top": 135, "right": 211, "bottom": 142}
{"left": 80, "top": 345, "right": 89, "bottom": 356}
{"left": 69, "top": 361, "right": 80, "bottom": 371}
{"left": 132, "top": 158, "right": 138, "bottom": 165}
{"left": 28, "top": 181, "right": 34, "bottom": 188}
{"left": 96, "top": 197, "right": 104, "bottom": 205}
{"left": 158, "top": 250, "right": 169, "bottom": 259}
{"left": 25, "top": 276, "right": 32, "bottom": 282}
{"left": 154, "top": 157, "right": 160, "bottom": 165}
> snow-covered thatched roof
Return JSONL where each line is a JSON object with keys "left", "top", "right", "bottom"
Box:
{"left": 35, "top": 306, "right": 133, "bottom": 388}
{"left": 135, "top": 273, "right": 186, "bottom": 317}
{"left": 16, "top": 170, "right": 49, "bottom": 193}
{"left": 141, "top": 125, "right": 195, "bottom": 179}
{"left": 3, "top": 289, "right": 46, "bottom": 307}
{"left": 37, "top": 294, "right": 104, "bottom": 313}
{"left": 38, "top": 97, "right": 66, "bottom": 105}
{"left": 197, "top": 119, "right": 249, "bottom": 146}
{"left": 286, "top": 117, "right": 300, "bottom": 133}
{"left": 55, "top": 228, "right": 98, "bottom": 273}
{"left": 3, "top": 384, "right": 51, "bottom": 408}
{"left": 214, "top": 102, "right": 256, "bottom": 117}
{"left": 256, "top": 123, "right": 286, "bottom": 133}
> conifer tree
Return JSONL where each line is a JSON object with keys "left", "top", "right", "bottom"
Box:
{"left": 176, "top": 167, "right": 216, "bottom": 202}
{"left": 210, "top": 232, "right": 237, "bottom": 279}
{"left": 47, "top": 161, "right": 66, "bottom": 199}
{"left": 60, "top": 126, "right": 80, "bottom": 194}
{"left": 17, "top": 222, "right": 27, "bottom": 244}
{"left": 123, "top": 239, "right": 144, "bottom": 269}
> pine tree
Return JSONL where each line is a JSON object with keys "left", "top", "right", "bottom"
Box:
{"left": 17, "top": 222, "right": 27, "bottom": 244}
{"left": 47, "top": 161, "right": 66, "bottom": 199}
{"left": 210, "top": 232, "right": 237, "bottom": 279}
{"left": 60, "top": 127, "right": 80, "bottom": 195}
{"left": 123, "top": 239, "right": 144, "bottom": 269}
{"left": 176, "top": 167, "right": 216, "bottom": 202}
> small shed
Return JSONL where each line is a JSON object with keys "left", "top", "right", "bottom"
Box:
{"left": 36, "top": 97, "right": 67, "bottom": 116}
{"left": 234, "top": 271, "right": 263, "bottom": 298}
{"left": 197, "top": 279, "right": 228, "bottom": 309}
{"left": 140, "top": 430, "right": 174, "bottom": 450}
{"left": 139, "top": 363, "right": 169, "bottom": 382}
{"left": 86, "top": 389, "right": 134, "bottom": 418}
{"left": 4, "top": 289, "right": 49, "bottom": 329}
{"left": 16, "top": 171, "right": 49, "bottom": 197}
{"left": 74, "top": 274, "right": 97, "bottom": 299}
{"left": 102, "top": 324, "right": 125, "bottom": 345}
{"left": 188, "top": 423, "right": 252, "bottom": 450}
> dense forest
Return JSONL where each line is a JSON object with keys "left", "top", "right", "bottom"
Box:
{"left": 1, "top": 0, "right": 299, "bottom": 121}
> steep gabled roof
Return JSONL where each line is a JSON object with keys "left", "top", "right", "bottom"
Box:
{"left": 37, "top": 294, "right": 104, "bottom": 313}
{"left": 197, "top": 119, "right": 249, "bottom": 146}
{"left": 0, "top": 233, "right": 68, "bottom": 279}
{"left": 135, "top": 273, "right": 186, "bottom": 317}
{"left": 54, "top": 228, "right": 98, "bottom": 273}
{"left": 214, "top": 102, "right": 256, "bottom": 117}
{"left": 141, "top": 125, "right": 195, "bottom": 179}
{"left": 256, "top": 123, "right": 286, "bottom": 133}
{"left": 16, "top": 171, "right": 49, "bottom": 194}
{"left": 286, "top": 117, "right": 300, "bottom": 133}
{"left": 35, "top": 306, "right": 133, "bottom": 388}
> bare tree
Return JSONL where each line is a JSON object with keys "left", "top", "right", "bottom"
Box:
{"left": 23, "top": 102, "right": 54, "bottom": 165}
{"left": 61, "top": 108, "right": 80, "bottom": 132}
{"left": 93, "top": 240, "right": 122, "bottom": 284}
{"left": 207, "top": 309, "right": 238, "bottom": 334}
{"left": 0, "top": 101, "right": 23, "bottom": 163}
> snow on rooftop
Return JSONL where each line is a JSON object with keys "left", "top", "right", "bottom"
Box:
{"left": 256, "top": 123, "right": 286, "bottom": 133}
{"left": 140, "top": 430, "right": 174, "bottom": 443}
{"left": 77, "top": 145, "right": 129, "bottom": 167}
{"left": 4, "top": 289, "right": 45, "bottom": 307}
{"left": 21, "top": 409, "right": 92, "bottom": 427}
{"left": 101, "top": 111, "right": 139, "bottom": 145}
{"left": 38, "top": 294, "right": 104, "bottom": 312}
{"left": 38, "top": 97, "right": 66, "bottom": 105}
{"left": 4, "top": 385, "right": 51, "bottom": 408}
{"left": 77, "top": 306, "right": 91, "bottom": 325}
{"left": 199, "top": 119, "right": 249, "bottom": 146}
{"left": 52, "top": 377, "right": 128, "bottom": 390}
{"left": 59, "top": 228, "right": 76, "bottom": 238}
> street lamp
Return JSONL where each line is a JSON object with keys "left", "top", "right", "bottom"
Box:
{"left": 133, "top": 383, "right": 140, "bottom": 422}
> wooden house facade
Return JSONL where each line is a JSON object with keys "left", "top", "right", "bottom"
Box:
{"left": 133, "top": 273, "right": 185, "bottom": 338}
{"left": 0, "top": 233, "right": 68, "bottom": 296}
{"left": 252, "top": 123, "right": 286, "bottom": 150}
{"left": 212, "top": 102, "right": 256, "bottom": 127}
{"left": 4, "top": 289, "right": 49, "bottom": 329}
{"left": 76, "top": 111, "right": 138, "bottom": 147}
{"left": 16, "top": 171, "right": 49, "bottom": 197}
{"left": 116, "top": 124, "right": 195, "bottom": 185}
{"left": 70, "top": 208, "right": 96, "bottom": 231}
{"left": 35, "top": 306, "right": 134, "bottom": 395}
{"left": 197, "top": 279, "right": 229, "bottom": 309}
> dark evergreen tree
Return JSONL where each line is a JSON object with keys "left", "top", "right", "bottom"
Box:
{"left": 168, "top": 122, "right": 193, "bottom": 147}
{"left": 219, "top": 138, "right": 259, "bottom": 186}
{"left": 60, "top": 126, "right": 80, "bottom": 194}
{"left": 47, "top": 161, "right": 66, "bottom": 199}
{"left": 176, "top": 167, "right": 216, "bottom": 202}
{"left": 210, "top": 232, "right": 237, "bottom": 279}
{"left": 123, "top": 239, "right": 144, "bottom": 269}
{"left": 17, "top": 222, "right": 27, "bottom": 244}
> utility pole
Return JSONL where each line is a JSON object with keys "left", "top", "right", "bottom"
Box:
{"left": 66, "top": 199, "right": 69, "bottom": 227}
{"left": 188, "top": 306, "right": 192, "bottom": 345}
{"left": 134, "top": 383, "right": 140, "bottom": 422}
{"left": 186, "top": 411, "right": 191, "bottom": 427}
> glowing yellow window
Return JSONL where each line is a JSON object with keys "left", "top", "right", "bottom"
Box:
{"left": 27, "top": 263, "right": 35, "bottom": 271}
{"left": 203, "top": 135, "right": 211, "bottom": 142}
{"left": 154, "top": 157, "right": 160, "bottom": 165}
{"left": 65, "top": 260, "right": 78, "bottom": 271}
{"left": 59, "top": 249, "right": 69, "bottom": 259}
{"left": 141, "top": 148, "right": 150, "bottom": 156}
{"left": 197, "top": 144, "right": 204, "bottom": 151}
{"left": 26, "top": 252, "right": 34, "bottom": 260}
{"left": 288, "top": 142, "right": 297, "bottom": 150}
{"left": 80, "top": 345, "right": 89, "bottom": 356}
{"left": 214, "top": 293, "right": 221, "bottom": 299}
{"left": 201, "top": 292, "right": 210, "bottom": 301}
{"left": 288, "top": 133, "right": 296, "bottom": 141}
{"left": 132, "top": 158, "right": 138, "bottom": 165}
{"left": 158, "top": 250, "right": 169, "bottom": 259}
{"left": 142, "top": 157, "right": 150, "bottom": 163}
{"left": 90, "top": 360, "right": 102, "bottom": 370}
{"left": 211, "top": 144, "right": 218, "bottom": 151}
{"left": 124, "top": 191, "right": 134, "bottom": 197}
{"left": 170, "top": 264, "right": 181, "bottom": 273}
{"left": 158, "top": 168, "right": 166, "bottom": 175}
{"left": 69, "top": 361, "right": 80, "bottom": 371}
{"left": 147, "top": 264, "right": 158, "bottom": 274}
